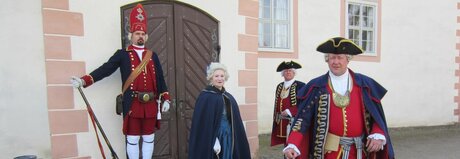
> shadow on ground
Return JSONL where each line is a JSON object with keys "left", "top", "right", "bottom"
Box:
{"left": 257, "top": 124, "right": 460, "bottom": 159}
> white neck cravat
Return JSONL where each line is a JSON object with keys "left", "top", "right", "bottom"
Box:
{"left": 283, "top": 79, "right": 295, "bottom": 88}
{"left": 132, "top": 44, "right": 145, "bottom": 59}
{"left": 329, "top": 69, "right": 350, "bottom": 95}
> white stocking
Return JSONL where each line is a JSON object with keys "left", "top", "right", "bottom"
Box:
{"left": 127, "top": 135, "right": 140, "bottom": 159}
{"left": 142, "top": 134, "right": 155, "bottom": 159}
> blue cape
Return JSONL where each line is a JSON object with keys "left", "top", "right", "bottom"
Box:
{"left": 188, "top": 86, "right": 251, "bottom": 159}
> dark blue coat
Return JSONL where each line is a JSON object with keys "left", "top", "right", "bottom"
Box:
{"left": 188, "top": 86, "right": 251, "bottom": 159}
{"left": 87, "top": 48, "right": 168, "bottom": 117}
{"left": 292, "top": 70, "right": 394, "bottom": 158}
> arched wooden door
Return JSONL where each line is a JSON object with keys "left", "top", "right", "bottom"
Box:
{"left": 121, "top": 1, "right": 219, "bottom": 158}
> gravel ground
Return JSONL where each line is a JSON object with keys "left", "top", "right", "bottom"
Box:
{"left": 256, "top": 124, "right": 460, "bottom": 159}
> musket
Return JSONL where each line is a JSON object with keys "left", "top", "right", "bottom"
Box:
{"left": 77, "top": 87, "right": 119, "bottom": 159}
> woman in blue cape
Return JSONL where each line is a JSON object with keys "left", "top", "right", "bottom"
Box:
{"left": 188, "top": 62, "right": 251, "bottom": 159}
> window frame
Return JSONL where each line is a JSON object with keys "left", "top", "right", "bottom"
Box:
{"left": 345, "top": 0, "right": 379, "bottom": 56}
{"left": 258, "top": 0, "right": 294, "bottom": 53}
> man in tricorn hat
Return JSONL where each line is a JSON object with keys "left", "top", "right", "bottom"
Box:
{"left": 270, "top": 61, "right": 305, "bottom": 147}
{"left": 283, "top": 37, "right": 394, "bottom": 159}
{"left": 70, "top": 3, "right": 170, "bottom": 159}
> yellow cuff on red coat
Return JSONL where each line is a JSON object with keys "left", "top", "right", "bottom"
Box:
{"left": 81, "top": 75, "right": 94, "bottom": 88}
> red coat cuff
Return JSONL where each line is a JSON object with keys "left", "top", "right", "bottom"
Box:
{"left": 81, "top": 75, "right": 94, "bottom": 88}
{"left": 161, "top": 92, "right": 170, "bottom": 101}
{"left": 288, "top": 107, "right": 298, "bottom": 117}
{"left": 287, "top": 131, "right": 304, "bottom": 147}
{"left": 371, "top": 122, "right": 384, "bottom": 135}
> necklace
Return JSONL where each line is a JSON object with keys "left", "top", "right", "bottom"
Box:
{"left": 329, "top": 75, "right": 351, "bottom": 108}
{"left": 280, "top": 87, "right": 289, "bottom": 99}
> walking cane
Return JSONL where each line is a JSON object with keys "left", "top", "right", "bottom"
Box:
{"left": 77, "top": 87, "right": 119, "bottom": 159}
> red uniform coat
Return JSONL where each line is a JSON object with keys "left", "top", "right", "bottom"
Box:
{"left": 81, "top": 45, "right": 171, "bottom": 133}
{"left": 287, "top": 71, "right": 393, "bottom": 159}
{"left": 271, "top": 80, "right": 305, "bottom": 146}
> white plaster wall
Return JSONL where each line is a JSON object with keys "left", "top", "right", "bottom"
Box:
{"left": 70, "top": 1, "right": 137, "bottom": 157}
{"left": 0, "top": 0, "right": 51, "bottom": 158}
{"left": 377, "top": 0, "right": 458, "bottom": 127}
{"left": 258, "top": 0, "right": 458, "bottom": 133}
{"left": 70, "top": 0, "right": 242, "bottom": 158}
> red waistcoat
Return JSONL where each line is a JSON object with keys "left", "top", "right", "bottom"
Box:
{"left": 128, "top": 49, "right": 158, "bottom": 119}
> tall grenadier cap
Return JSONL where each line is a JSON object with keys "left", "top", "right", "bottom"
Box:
{"left": 316, "top": 37, "right": 364, "bottom": 55}
{"left": 130, "top": 4, "right": 147, "bottom": 33}
{"left": 276, "top": 60, "right": 302, "bottom": 72}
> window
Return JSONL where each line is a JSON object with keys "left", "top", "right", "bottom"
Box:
{"left": 346, "top": 1, "right": 377, "bottom": 55}
{"left": 259, "top": 0, "right": 292, "bottom": 51}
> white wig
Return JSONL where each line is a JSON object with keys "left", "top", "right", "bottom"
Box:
{"left": 280, "top": 68, "right": 297, "bottom": 77}
{"left": 324, "top": 54, "right": 353, "bottom": 62}
{"left": 206, "top": 62, "right": 229, "bottom": 83}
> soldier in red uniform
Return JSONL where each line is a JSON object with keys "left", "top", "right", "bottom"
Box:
{"left": 283, "top": 37, "right": 394, "bottom": 159}
{"left": 271, "top": 61, "right": 305, "bottom": 147}
{"left": 70, "top": 4, "right": 170, "bottom": 159}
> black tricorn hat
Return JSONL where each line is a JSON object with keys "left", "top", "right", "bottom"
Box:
{"left": 316, "top": 37, "right": 364, "bottom": 55}
{"left": 276, "top": 60, "right": 302, "bottom": 72}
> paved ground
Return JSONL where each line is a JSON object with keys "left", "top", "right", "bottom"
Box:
{"left": 256, "top": 124, "right": 460, "bottom": 159}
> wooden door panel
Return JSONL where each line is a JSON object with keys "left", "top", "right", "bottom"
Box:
{"left": 174, "top": 3, "right": 219, "bottom": 158}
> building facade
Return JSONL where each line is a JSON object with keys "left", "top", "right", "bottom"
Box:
{"left": 0, "top": 0, "right": 459, "bottom": 158}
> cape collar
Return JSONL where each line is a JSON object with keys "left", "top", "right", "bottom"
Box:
{"left": 205, "top": 85, "right": 226, "bottom": 94}
{"left": 314, "top": 69, "right": 386, "bottom": 100}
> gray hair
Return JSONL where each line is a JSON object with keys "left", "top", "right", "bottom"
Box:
{"left": 280, "top": 68, "right": 296, "bottom": 77}
{"left": 324, "top": 54, "right": 353, "bottom": 62}
{"left": 206, "top": 62, "right": 229, "bottom": 84}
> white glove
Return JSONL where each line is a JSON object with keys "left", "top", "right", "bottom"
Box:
{"left": 70, "top": 76, "right": 84, "bottom": 88}
{"left": 282, "top": 109, "right": 292, "bottom": 117}
{"left": 161, "top": 100, "right": 170, "bottom": 112}
{"left": 213, "top": 138, "right": 221, "bottom": 154}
